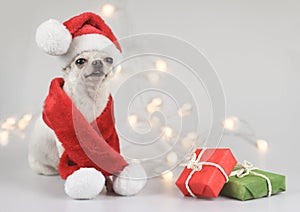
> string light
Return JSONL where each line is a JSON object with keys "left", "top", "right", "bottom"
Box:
{"left": 181, "top": 132, "right": 197, "bottom": 148}
{"left": 161, "top": 171, "right": 174, "bottom": 181}
{"left": 166, "top": 151, "right": 178, "bottom": 164}
{"left": 155, "top": 59, "right": 168, "bottom": 72}
{"left": 115, "top": 65, "right": 122, "bottom": 74}
{"left": 18, "top": 113, "right": 33, "bottom": 131}
{"left": 223, "top": 116, "right": 240, "bottom": 131}
{"left": 162, "top": 126, "right": 174, "bottom": 139}
{"left": 0, "top": 131, "right": 9, "bottom": 146}
{"left": 0, "top": 114, "right": 34, "bottom": 144}
{"left": 71, "top": 8, "right": 273, "bottom": 187}
{"left": 127, "top": 114, "right": 138, "bottom": 127}
{"left": 146, "top": 104, "right": 155, "bottom": 113}
{"left": 256, "top": 139, "right": 268, "bottom": 152}
{"left": 178, "top": 103, "right": 192, "bottom": 117}
{"left": 152, "top": 98, "right": 163, "bottom": 107}
{"left": 146, "top": 97, "right": 163, "bottom": 113}
{"left": 100, "top": 4, "right": 116, "bottom": 17}
{"left": 1, "top": 117, "right": 16, "bottom": 130}
{"left": 223, "top": 116, "right": 269, "bottom": 152}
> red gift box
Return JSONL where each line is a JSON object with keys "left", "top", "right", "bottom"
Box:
{"left": 176, "top": 148, "right": 237, "bottom": 198}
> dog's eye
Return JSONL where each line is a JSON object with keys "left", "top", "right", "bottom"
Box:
{"left": 75, "top": 58, "right": 86, "bottom": 65}
{"left": 104, "top": 57, "right": 113, "bottom": 64}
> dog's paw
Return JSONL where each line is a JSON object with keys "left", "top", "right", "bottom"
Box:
{"left": 113, "top": 163, "right": 147, "bottom": 196}
{"left": 64, "top": 168, "right": 105, "bottom": 199}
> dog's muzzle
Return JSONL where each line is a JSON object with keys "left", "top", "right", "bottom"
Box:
{"left": 84, "top": 60, "right": 107, "bottom": 78}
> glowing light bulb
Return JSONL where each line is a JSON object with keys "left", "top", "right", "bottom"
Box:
{"left": 223, "top": 116, "right": 240, "bottom": 131}
{"left": 178, "top": 103, "right": 192, "bottom": 117}
{"left": 146, "top": 104, "right": 157, "bottom": 113}
{"left": 162, "top": 126, "right": 173, "bottom": 139}
{"left": 1, "top": 117, "right": 16, "bottom": 130}
{"left": 155, "top": 59, "right": 168, "bottom": 72}
{"left": 115, "top": 65, "right": 122, "bottom": 74}
{"left": 181, "top": 132, "right": 197, "bottom": 148}
{"left": 166, "top": 152, "right": 178, "bottom": 164}
{"left": 0, "top": 131, "right": 9, "bottom": 146}
{"left": 128, "top": 114, "right": 138, "bottom": 127}
{"left": 18, "top": 120, "right": 28, "bottom": 131}
{"left": 256, "top": 139, "right": 268, "bottom": 152}
{"left": 162, "top": 171, "right": 174, "bottom": 181}
{"left": 18, "top": 113, "right": 33, "bottom": 130}
{"left": 101, "top": 4, "right": 116, "bottom": 17}
{"left": 146, "top": 98, "right": 163, "bottom": 113}
{"left": 152, "top": 97, "right": 162, "bottom": 107}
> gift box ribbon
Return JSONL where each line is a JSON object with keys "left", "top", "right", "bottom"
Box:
{"left": 184, "top": 148, "right": 229, "bottom": 198}
{"left": 230, "top": 161, "right": 272, "bottom": 197}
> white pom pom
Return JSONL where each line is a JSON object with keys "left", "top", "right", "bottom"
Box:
{"left": 35, "top": 19, "right": 72, "bottom": 56}
{"left": 64, "top": 168, "right": 105, "bottom": 200}
{"left": 113, "top": 163, "right": 147, "bottom": 196}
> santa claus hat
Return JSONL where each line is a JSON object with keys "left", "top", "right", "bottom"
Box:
{"left": 35, "top": 12, "right": 122, "bottom": 68}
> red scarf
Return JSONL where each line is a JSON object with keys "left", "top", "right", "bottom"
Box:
{"left": 42, "top": 78, "right": 128, "bottom": 179}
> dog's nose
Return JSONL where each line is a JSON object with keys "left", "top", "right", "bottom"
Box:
{"left": 92, "top": 60, "right": 103, "bottom": 67}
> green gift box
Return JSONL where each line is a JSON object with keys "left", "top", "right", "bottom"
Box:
{"left": 220, "top": 161, "right": 286, "bottom": 201}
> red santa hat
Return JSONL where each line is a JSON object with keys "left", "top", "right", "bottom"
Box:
{"left": 35, "top": 12, "right": 122, "bottom": 68}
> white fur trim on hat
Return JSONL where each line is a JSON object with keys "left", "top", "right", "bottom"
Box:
{"left": 59, "top": 34, "right": 122, "bottom": 68}
{"left": 35, "top": 19, "right": 72, "bottom": 56}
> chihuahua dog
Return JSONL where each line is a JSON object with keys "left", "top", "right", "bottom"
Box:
{"left": 28, "top": 50, "right": 146, "bottom": 199}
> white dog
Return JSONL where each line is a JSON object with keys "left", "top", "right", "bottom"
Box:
{"left": 28, "top": 50, "right": 147, "bottom": 199}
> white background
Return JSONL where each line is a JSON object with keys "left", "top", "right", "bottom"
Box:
{"left": 0, "top": 0, "right": 299, "bottom": 211}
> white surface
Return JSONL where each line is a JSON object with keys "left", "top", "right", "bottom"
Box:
{"left": 0, "top": 139, "right": 297, "bottom": 211}
{"left": 0, "top": 0, "right": 299, "bottom": 211}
